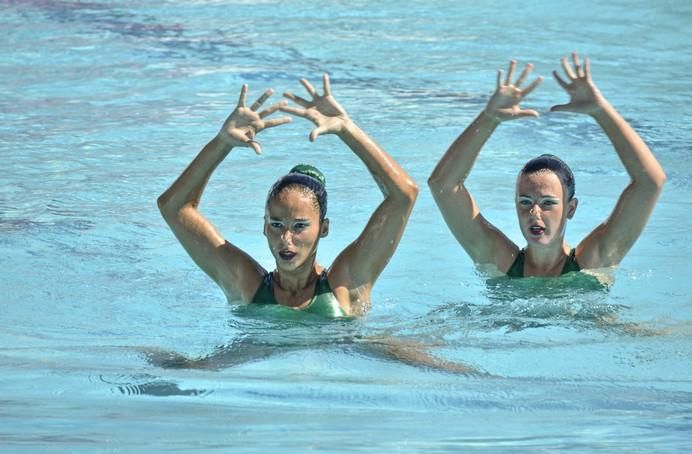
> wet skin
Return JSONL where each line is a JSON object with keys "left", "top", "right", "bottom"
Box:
{"left": 515, "top": 170, "right": 577, "bottom": 249}
{"left": 263, "top": 187, "right": 332, "bottom": 311}
{"left": 264, "top": 188, "right": 327, "bottom": 274}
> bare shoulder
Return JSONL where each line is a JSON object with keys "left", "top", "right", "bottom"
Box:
{"left": 326, "top": 264, "right": 372, "bottom": 317}
{"left": 214, "top": 241, "right": 268, "bottom": 303}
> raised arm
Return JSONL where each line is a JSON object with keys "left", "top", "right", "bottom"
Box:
{"left": 551, "top": 53, "right": 666, "bottom": 268}
{"left": 280, "top": 74, "right": 419, "bottom": 314}
{"left": 157, "top": 86, "right": 291, "bottom": 302}
{"left": 427, "top": 61, "right": 543, "bottom": 271}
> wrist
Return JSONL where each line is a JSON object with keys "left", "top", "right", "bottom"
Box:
{"left": 479, "top": 110, "right": 502, "bottom": 128}
{"left": 211, "top": 133, "right": 236, "bottom": 153}
{"left": 588, "top": 98, "right": 613, "bottom": 121}
{"left": 336, "top": 117, "right": 359, "bottom": 138}
{"left": 480, "top": 109, "right": 503, "bottom": 126}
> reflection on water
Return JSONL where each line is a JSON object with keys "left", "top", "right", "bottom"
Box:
{"left": 139, "top": 271, "right": 651, "bottom": 386}
{"left": 143, "top": 319, "right": 486, "bottom": 379}
{"left": 99, "top": 373, "right": 211, "bottom": 397}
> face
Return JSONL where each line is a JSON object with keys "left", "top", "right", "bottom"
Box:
{"left": 515, "top": 170, "right": 577, "bottom": 247}
{"left": 264, "top": 188, "right": 328, "bottom": 273}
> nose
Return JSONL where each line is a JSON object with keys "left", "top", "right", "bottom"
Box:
{"left": 529, "top": 204, "right": 541, "bottom": 217}
{"left": 280, "top": 229, "right": 292, "bottom": 243}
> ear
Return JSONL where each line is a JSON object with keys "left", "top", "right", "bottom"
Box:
{"left": 320, "top": 218, "right": 329, "bottom": 238}
{"left": 263, "top": 216, "right": 268, "bottom": 237}
{"left": 566, "top": 197, "right": 578, "bottom": 219}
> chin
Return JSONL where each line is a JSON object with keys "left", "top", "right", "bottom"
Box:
{"left": 276, "top": 258, "right": 305, "bottom": 272}
{"left": 525, "top": 234, "right": 552, "bottom": 247}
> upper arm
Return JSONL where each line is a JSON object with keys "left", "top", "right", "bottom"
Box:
{"left": 429, "top": 180, "right": 518, "bottom": 272}
{"left": 577, "top": 179, "right": 664, "bottom": 268}
{"left": 158, "top": 202, "right": 264, "bottom": 302}
{"left": 328, "top": 188, "right": 418, "bottom": 308}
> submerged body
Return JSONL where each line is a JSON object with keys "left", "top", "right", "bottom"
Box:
{"left": 251, "top": 270, "right": 345, "bottom": 318}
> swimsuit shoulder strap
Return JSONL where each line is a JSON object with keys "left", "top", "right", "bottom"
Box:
{"left": 506, "top": 249, "right": 525, "bottom": 278}
{"left": 314, "top": 270, "right": 333, "bottom": 296}
{"left": 250, "top": 272, "right": 277, "bottom": 304}
{"left": 561, "top": 248, "right": 581, "bottom": 274}
{"left": 302, "top": 270, "right": 345, "bottom": 317}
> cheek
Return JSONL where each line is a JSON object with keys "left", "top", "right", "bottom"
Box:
{"left": 265, "top": 229, "right": 281, "bottom": 244}
{"left": 297, "top": 229, "right": 320, "bottom": 246}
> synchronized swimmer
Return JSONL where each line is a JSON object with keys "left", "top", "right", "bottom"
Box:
{"left": 428, "top": 53, "right": 665, "bottom": 278}
{"left": 158, "top": 74, "right": 418, "bottom": 318}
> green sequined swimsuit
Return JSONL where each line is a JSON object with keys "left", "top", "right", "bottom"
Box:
{"left": 250, "top": 271, "right": 346, "bottom": 318}
{"left": 506, "top": 248, "right": 581, "bottom": 278}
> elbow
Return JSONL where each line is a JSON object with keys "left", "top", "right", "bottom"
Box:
{"left": 156, "top": 193, "right": 166, "bottom": 211}
{"left": 427, "top": 167, "right": 456, "bottom": 193}
{"left": 157, "top": 193, "right": 171, "bottom": 217}
{"left": 643, "top": 168, "right": 667, "bottom": 194}
{"left": 654, "top": 169, "right": 667, "bottom": 191}
{"left": 410, "top": 179, "right": 420, "bottom": 200}
{"left": 157, "top": 192, "right": 185, "bottom": 220}
{"left": 427, "top": 174, "right": 440, "bottom": 191}
{"left": 400, "top": 178, "right": 420, "bottom": 205}
{"left": 391, "top": 178, "right": 419, "bottom": 207}
{"left": 427, "top": 175, "right": 460, "bottom": 203}
{"left": 427, "top": 175, "right": 444, "bottom": 202}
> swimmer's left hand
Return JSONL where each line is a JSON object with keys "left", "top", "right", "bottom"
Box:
{"left": 550, "top": 53, "right": 607, "bottom": 115}
{"left": 281, "top": 73, "right": 351, "bottom": 142}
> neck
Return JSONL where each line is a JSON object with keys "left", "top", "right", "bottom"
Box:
{"left": 524, "top": 241, "right": 571, "bottom": 275}
{"left": 274, "top": 257, "right": 322, "bottom": 294}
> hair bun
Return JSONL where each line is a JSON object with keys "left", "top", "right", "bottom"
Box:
{"left": 289, "top": 164, "right": 326, "bottom": 187}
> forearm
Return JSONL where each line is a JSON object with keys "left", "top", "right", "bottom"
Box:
{"left": 157, "top": 135, "right": 233, "bottom": 215}
{"left": 427, "top": 111, "right": 499, "bottom": 195}
{"left": 591, "top": 101, "right": 666, "bottom": 190}
{"left": 337, "top": 120, "right": 418, "bottom": 201}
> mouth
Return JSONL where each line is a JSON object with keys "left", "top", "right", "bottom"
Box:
{"left": 529, "top": 224, "right": 546, "bottom": 236}
{"left": 278, "top": 250, "right": 297, "bottom": 261}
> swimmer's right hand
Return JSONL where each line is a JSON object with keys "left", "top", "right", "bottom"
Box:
{"left": 484, "top": 60, "right": 543, "bottom": 123}
{"left": 217, "top": 85, "right": 292, "bottom": 154}
{"left": 280, "top": 73, "right": 351, "bottom": 142}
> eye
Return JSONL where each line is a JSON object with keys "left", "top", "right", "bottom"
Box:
{"left": 542, "top": 199, "right": 559, "bottom": 207}
{"left": 293, "top": 222, "right": 309, "bottom": 231}
{"left": 519, "top": 199, "right": 532, "bottom": 206}
{"left": 269, "top": 221, "right": 283, "bottom": 229}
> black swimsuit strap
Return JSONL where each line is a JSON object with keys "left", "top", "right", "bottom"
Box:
{"left": 506, "top": 248, "right": 580, "bottom": 278}
{"left": 250, "top": 270, "right": 332, "bottom": 305}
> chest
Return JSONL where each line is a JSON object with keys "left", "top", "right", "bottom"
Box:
{"left": 272, "top": 284, "right": 317, "bottom": 309}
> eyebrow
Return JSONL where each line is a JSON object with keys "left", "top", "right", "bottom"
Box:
{"left": 517, "top": 195, "right": 560, "bottom": 201}
{"left": 269, "top": 216, "right": 311, "bottom": 222}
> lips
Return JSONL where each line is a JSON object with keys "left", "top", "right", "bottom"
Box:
{"left": 529, "top": 224, "right": 545, "bottom": 236}
{"left": 278, "top": 250, "right": 296, "bottom": 260}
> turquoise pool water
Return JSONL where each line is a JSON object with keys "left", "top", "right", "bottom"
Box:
{"left": 2, "top": 0, "right": 691, "bottom": 451}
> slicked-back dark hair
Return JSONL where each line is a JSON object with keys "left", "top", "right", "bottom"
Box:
{"left": 520, "top": 154, "right": 575, "bottom": 200}
{"left": 266, "top": 164, "right": 328, "bottom": 220}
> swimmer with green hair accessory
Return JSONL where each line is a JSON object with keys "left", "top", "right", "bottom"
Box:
{"left": 158, "top": 74, "right": 419, "bottom": 317}
{"left": 428, "top": 53, "right": 666, "bottom": 278}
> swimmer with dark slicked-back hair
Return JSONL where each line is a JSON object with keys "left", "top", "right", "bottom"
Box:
{"left": 158, "top": 74, "right": 418, "bottom": 317}
{"left": 428, "top": 53, "right": 666, "bottom": 277}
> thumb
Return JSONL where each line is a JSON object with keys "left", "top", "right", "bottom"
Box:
{"left": 247, "top": 139, "right": 262, "bottom": 155}
{"left": 517, "top": 109, "right": 540, "bottom": 118}
{"left": 229, "top": 130, "right": 262, "bottom": 154}
{"left": 309, "top": 125, "right": 328, "bottom": 142}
